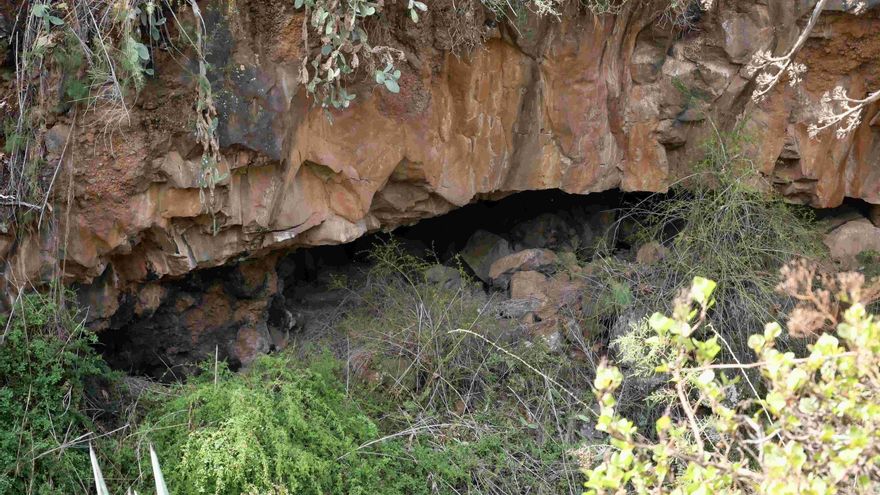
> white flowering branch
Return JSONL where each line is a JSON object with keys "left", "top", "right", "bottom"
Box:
{"left": 745, "top": 0, "right": 875, "bottom": 139}
{"left": 809, "top": 86, "right": 880, "bottom": 138}
{"left": 744, "top": 0, "right": 830, "bottom": 102}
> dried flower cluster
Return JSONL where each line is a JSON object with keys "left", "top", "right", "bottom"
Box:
{"left": 809, "top": 86, "right": 880, "bottom": 139}
{"left": 778, "top": 259, "right": 880, "bottom": 337}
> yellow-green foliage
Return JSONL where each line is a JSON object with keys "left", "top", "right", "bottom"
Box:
{"left": 581, "top": 274, "right": 880, "bottom": 494}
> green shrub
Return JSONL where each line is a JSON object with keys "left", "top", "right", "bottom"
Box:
{"left": 0, "top": 291, "right": 111, "bottom": 495}
{"left": 609, "top": 122, "right": 825, "bottom": 359}
{"left": 127, "top": 355, "right": 417, "bottom": 495}
{"left": 580, "top": 267, "right": 880, "bottom": 494}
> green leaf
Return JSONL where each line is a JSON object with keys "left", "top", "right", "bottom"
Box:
{"left": 697, "top": 369, "right": 715, "bottom": 386}
{"left": 384, "top": 78, "right": 400, "bottom": 93}
{"left": 593, "top": 365, "right": 623, "bottom": 391}
{"left": 765, "top": 391, "right": 786, "bottom": 414}
{"left": 648, "top": 312, "right": 673, "bottom": 333}
{"left": 748, "top": 334, "right": 766, "bottom": 352}
{"left": 32, "top": 5, "right": 47, "bottom": 17}
{"left": 689, "top": 276, "right": 717, "bottom": 307}
{"left": 150, "top": 444, "right": 170, "bottom": 495}
{"left": 763, "top": 322, "right": 782, "bottom": 341}
{"left": 48, "top": 15, "right": 65, "bottom": 26}
{"left": 89, "top": 444, "right": 110, "bottom": 495}
{"left": 656, "top": 415, "right": 672, "bottom": 432}
{"left": 295, "top": 0, "right": 305, "bottom": 8}
{"left": 135, "top": 42, "right": 150, "bottom": 61}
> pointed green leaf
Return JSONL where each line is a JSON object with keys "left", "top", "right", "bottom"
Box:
{"left": 150, "top": 444, "right": 170, "bottom": 495}
{"left": 89, "top": 444, "right": 110, "bottom": 495}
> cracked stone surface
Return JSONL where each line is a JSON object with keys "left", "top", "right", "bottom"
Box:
{"left": 3, "top": 1, "right": 880, "bottom": 328}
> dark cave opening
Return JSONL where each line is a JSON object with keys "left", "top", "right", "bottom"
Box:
{"left": 94, "top": 185, "right": 879, "bottom": 380}
{"left": 94, "top": 188, "right": 645, "bottom": 380}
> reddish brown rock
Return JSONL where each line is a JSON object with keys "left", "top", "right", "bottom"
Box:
{"left": 233, "top": 326, "right": 271, "bottom": 367}
{"left": 2, "top": 1, "right": 880, "bottom": 332}
{"left": 489, "top": 249, "right": 558, "bottom": 288}
{"left": 635, "top": 242, "right": 668, "bottom": 266}
{"left": 509, "top": 270, "right": 585, "bottom": 340}
{"left": 461, "top": 231, "right": 513, "bottom": 283}
{"left": 824, "top": 218, "right": 880, "bottom": 268}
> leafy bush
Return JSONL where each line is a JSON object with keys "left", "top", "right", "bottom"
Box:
{"left": 580, "top": 267, "right": 880, "bottom": 494}
{"left": 608, "top": 122, "right": 824, "bottom": 360}
{"left": 0, "top": 291, "right": 111, "bottom": 495}
{"left": 128, "top": 356, "right": 416, "bottom": 495}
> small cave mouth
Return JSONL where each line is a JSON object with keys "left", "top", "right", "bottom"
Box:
{"left": 95, "top": 188, "right": 647, "bottom": 380}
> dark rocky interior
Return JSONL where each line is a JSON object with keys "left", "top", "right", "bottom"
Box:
{"left": 96, "top": 189, "right": 636, "bottom": 379}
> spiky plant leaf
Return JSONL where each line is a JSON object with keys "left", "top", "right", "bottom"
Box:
{"left": 150, "top": 444, "right": 170, "bottom": 495}
{"left": 89, "top": 443, "right": 110, "bottom": 495}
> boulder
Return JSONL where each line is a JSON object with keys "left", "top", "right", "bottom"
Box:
{"left": 510, "top": 270, "right": 550, "bottom": 303}
{"left": 460, "top": 230, "right": 513, "bottom": 283}
{"left": 509, "top": 270, "right": 585, "bottom": 322}
{"left": 824, "top": 218, "right": 880, "bottom": 268}
{"left": 233, "top": 324, "right": 272, "bottom": 367}
{"left": 488, "top": 248, "right": 558, "bottom": 289}
{"left": 425, "top": 264, "right": 463, "bottom": 290}
{"left": 635, "top": 242, "right": 668, "bottom": 265}
{"left": 512, "top": 213, "right": 577, "bottom": 251}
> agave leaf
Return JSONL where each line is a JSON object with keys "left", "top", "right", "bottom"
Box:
{"left": 89, "top": 443, "right": 110, "bottom": 495}
{"left": 150, "top": 444, "right": 170, "bottom": 495}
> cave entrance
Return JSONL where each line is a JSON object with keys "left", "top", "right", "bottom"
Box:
{"left": 97, "top": 189, "right": 639, "bottom": 380}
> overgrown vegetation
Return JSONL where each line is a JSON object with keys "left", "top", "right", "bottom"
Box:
{"left": 580, "top": 268, "right": 880, "bottom": 494}
{"left": 125, "top": 356, "right": 419, "bottom": 495}
{"left": 590, "top": 123, "right": 825, "bottom": 364}
{"left": 6, "top": 2, "right": 871, "bottom": 492}
{"left": 336, "top": 241, "right": 596, "bottom": 494}
{"left": 0, "top": 290, "right": 112, "bottom": 495}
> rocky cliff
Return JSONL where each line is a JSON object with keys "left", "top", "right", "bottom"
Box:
{"left": 2, "top": 1, "right": 880, "bottom": 329}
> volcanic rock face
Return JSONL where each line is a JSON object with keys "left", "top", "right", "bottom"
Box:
{"left": 3, "top": 2, "right": 880, "bottom": 323}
